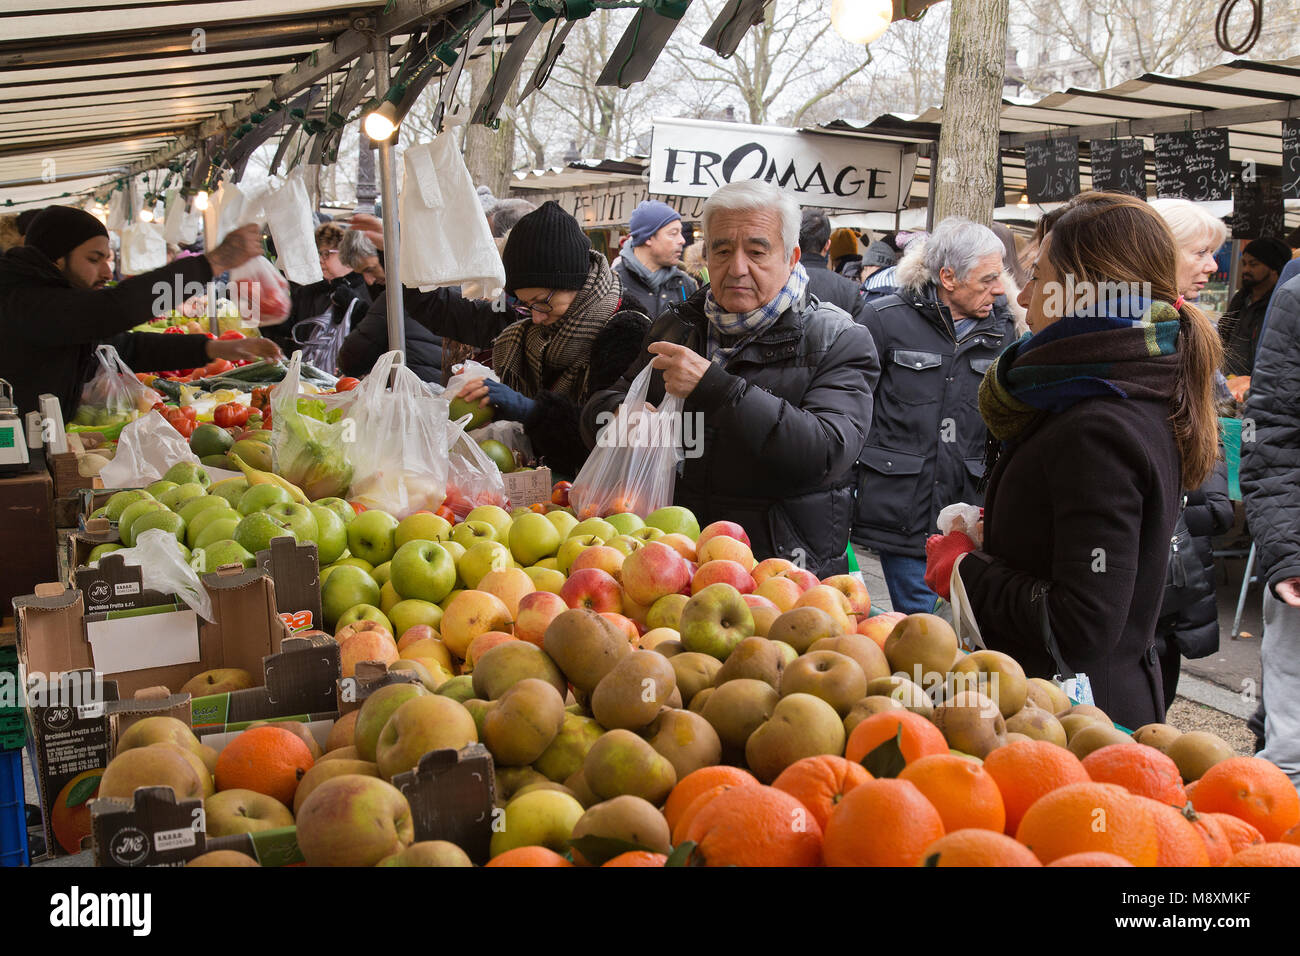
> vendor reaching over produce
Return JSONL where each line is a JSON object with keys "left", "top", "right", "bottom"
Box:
{"left": 924, "top": 192, "right": 1223, "bottom": 730}
{"left": 0, "top": 206, "right": 279, "bottom": 420}
{"left": 405, "top": 200, "right": 650, "bottom": 478}
{"left": 581, "top": 179, "right": 880, "bottom": 576}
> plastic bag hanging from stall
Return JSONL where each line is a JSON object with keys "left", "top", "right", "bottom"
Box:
{"left": 105, "top": 529, "right": 215, "bottom": 621}
{"left": 270, "top": 350, "right": 355, "bottom": 500}
{"left": 99, "top": 410, "right": 200, "bottom": 488}
{"left": 444, "top": 415, "right": 509, "bottom": 520}
{"left": 398, "top": 133, "right": 505, "bottom": 294}
{"left": 70, "top": 344, "right": 162, "bottom": 434}
{"left": 346, "top": 351, "right": 451, "bottom": 517}
{"left": 229, "top": 256, "right": 292, "bottom": 326}
{"left": 119, "top": 221, "right": 167, "bottom": 274}
{"left": 257, "top": 167, "right": 323, "bottom": 286}
{"left": 569, "top": 362, "right": 684, "bottom": 519}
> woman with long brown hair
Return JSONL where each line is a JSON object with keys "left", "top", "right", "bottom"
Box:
{"left": 924, "top": 191, "right": 1222, "bottom": 728}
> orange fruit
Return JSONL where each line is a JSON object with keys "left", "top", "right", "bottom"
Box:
{"left": 1082, "top": 743, "right": 1187, "bottom": 805}
{"left": 683, "top": 785, "right": 822, "bottom": 867}
{"left": 918, "top": 829, "right": 1041, "bottom": 867}
{"left": 844, "top": 711, "right": 948, "bottom": 766}
{"left": 671, "top": 783, "right": 746, "bottom": 845}
{"left": 1186, "top": 808, "right": 1234, "bottom": 866}
{"left": 1204, "top": 811, "right": 1266, "bottom": 855}
{"left": 900, "top": 754, "right": 1005, "bottom": 833}
{"left": 51, "top": 769, "right": 102, "bottom": 855}
{"left": 1282, "top": 822, "right": 1300, "bottom": 847}
{"left": 823, "top": 778, "right": 946, "bottom": 867}
{"left": 214, "top": 725, "right": 315, "bottom": 806}
{"left": 602, "top": 851, "right": 668, "bottom": 867}
{"left": 664, "top": 766, "right": 759, "bottom": 834}
{"left": 771, "top": 755, "right": 872, "bottom": 831}
{"left": 984, "top": 739, "right": 1090, "bottom": 835}
{"left": 1015, "top": 782, "right": 1159, "bottom": 866}
{"left": 1225, "top": 843, "right": 1300, "bottom": 867}
{"left": 1134, "top": 796, "right": 1210, "bottom": 866}
{"left": 1045, "top": 852, "right": 1135, "bottom": 867}
{"left": 1190, "top": 756, "right": 1300, "bottom": 842}
{"left": 486, "top": 846, "right": 574, "bottom": 867}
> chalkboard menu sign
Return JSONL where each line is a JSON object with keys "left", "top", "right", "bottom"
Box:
{"left": 1282, "top": 117, "right": 1300, "bottom": 200}
{"left": 995, "top": 153, "right": 1006, "bottom": 208}
{"left": 1089, "top": 138, "right": 1146, "bottom": 197}
{"left": 1024, "top": 136, "right": 1080, "bottom": 203}
{"left": 1232, "top": 177, "right": 1285, "bottom": 240}
{"left": 1154, "top": 128, "right": 1231, "bottom": 201}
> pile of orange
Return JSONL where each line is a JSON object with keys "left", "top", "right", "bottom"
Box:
{"left": 214, "top": 725, "right": 315, "bottom": 806}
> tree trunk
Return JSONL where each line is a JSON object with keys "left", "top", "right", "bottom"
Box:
{"left": 932, "top": 0, "right": 1009, "bottom": 225}
{"left": 463, "top": 53, "right": 518, "bottom": 196}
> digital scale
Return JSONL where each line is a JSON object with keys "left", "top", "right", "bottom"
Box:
{"left": 0, "top": 379, "right": 43, "bottom": 474}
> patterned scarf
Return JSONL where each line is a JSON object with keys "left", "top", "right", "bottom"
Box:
{"left": 978, "top": 298, "right": 1182, "bottom": 477}
{"left": 492, "top": 250, "right": 622, "bottom": 402}
{"left": 704, "top": 262, "right": 809, "bottom": 363}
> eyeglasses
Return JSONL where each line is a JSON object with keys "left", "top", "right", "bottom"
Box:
{"left": 318, "top": 249, "right": 339, "bottom": 260}
{"left": 513, "top": 289, "right": 557, "bottom": 317}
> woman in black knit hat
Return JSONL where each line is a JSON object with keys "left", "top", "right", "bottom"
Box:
{"left": 404, "top": 200, "right": 649, "bottom": 478}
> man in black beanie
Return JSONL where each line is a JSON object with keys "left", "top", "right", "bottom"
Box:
{"left": 1221, "top": 236, "right": 1292, "bottom": 376}
{"left": 0, "top": 206, "right": 277, "bottom": 420}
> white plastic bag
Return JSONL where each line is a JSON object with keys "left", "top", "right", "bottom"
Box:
{"left": 108, "top": 528, "right": 214, "bottom": 621}
{"left": 398, "top": 134, "right": 505, "bottom": 294}
{"left": 444, "top": 415, "right": 509, "bottom": 519}
{"left": 444, "top": 359, "right": 498, "bottom": 397}
{"left": 100, "top": 410, "right": 200, "bottom": 487}
{"left": 105, "top": 189, "right": 127, "bottom": 232}
{"left": 204, "top": 178, "right": 264, "bottom": 251}
{"left": 346, "top": 351, "right": 450, "bottom": 517}
{"left": 936, "top": 502, "right": 983, "bottom": 548}
{"left": 569, "top": 363, "right": 684, "bottom": 519}
{"left": 162, "top": 190, "right": 203, "bottom": 246}
{"left": 271, "top": 351, "right": 354, "bottom": 500}
{"left": 119, "top": 221, "right": 167, "bottom": 274}
{"left": 229, "top": 256, "right": 292, "bottom": 326}
{"left": 259, "top": 168, "right": 323, "bottom": 286}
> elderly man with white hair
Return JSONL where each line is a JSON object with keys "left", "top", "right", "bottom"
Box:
{"left": 852, "top": 217, "right": 1017, "bottom": 614}
{"left": 581, "top": 179, "right": 880, "bottom": 576}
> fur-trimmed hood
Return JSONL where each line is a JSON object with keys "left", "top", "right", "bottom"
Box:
{"left": 894, "top": 234, "right": 1029, "bottom": 336}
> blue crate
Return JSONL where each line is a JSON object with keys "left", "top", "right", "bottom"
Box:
{"left": 0, "top": 712, "right": 23, "bottom": 753}
{"left": 0, "top": 749, "right": 28, "bottom": 867}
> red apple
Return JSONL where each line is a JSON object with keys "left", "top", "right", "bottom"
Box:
{"left": 696, "top": 535, "right": 756, "bottom": 571}
{"left": 755, "top": 575, "right": 803, "bottom": 611}
{"left": 570, "top": 545, "right": 626, "bottom": 583}
{"left": 857, "top": 610, "right": 906, "bottom": 649}
{"left": 335, "top": 619, "right": 394, "bottom": 647}
{"left": 697, "top": 521, "right": 751, "bottom": 549}
{"left": 742, "top": 593, "right": 779, "bottom": 612}
{"left": 821, "top": 574, "right": 872, "bottom": 619}
{"left": 599, "top": 612, "right": 640, "bottom": 645}
{"left": 778, "top": 568, "right": 819, "bottom": 592}
{"left": 621, "top": 541, "right": 691, "bottom": 607}
{"left": 396, "top": 624, "right": 438, "bottom": 652}
{"left": 465, "top": 631, "right": 519, "bottom": 671}
{"left": 691, "top": 559, "right": 756, "bottom": 595}
{"left": 515, "top": 591, "right": 568, "bottom": 647}
{"left": 560, "top": 568, "right": 623, "bottom": 613}
{"left": 658, "top": 533, "right": 697, "bottom": 562}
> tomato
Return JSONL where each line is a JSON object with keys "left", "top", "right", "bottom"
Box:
{"left": 175, "top": 418, "right": 196, "bottom": 438}
{"left": 349, "top": 501, "right": 367, "bottom": 515}
{"left": 203, "top": 332, "right": 217, "bottom": 340}
{"left": 218, "top": 330, "right": 246, "bottom": 340}
{"left": 203, "top": 359, "right": 234, "bottom": 377}
{"left": 213, "top": 402, "right": 250, "bottom": 429}
{"left": 551, "top": 480, "right": 572, "bottom": 507}
{"left": 180, "top": 405, "right": 198, "bottom": 420}
{"left": 434, "top": 504, "right": 456, "bottom": 523}
{"left": 162, "top": 326, "right": 186, "bottom": 334}
{"left": 334, "top": 377, "right": 361, "bottom": 392}
{"left": 152, "top": 402, "right": 168, "bottom": 413}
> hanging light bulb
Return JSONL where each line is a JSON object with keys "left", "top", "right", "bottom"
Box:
{"left": 195, "top": 190, "right": 209, "bottom": 212}
{"left": 139, "top": 206, "right": 154, "bottom": 223}
{"left": 363, "top": 100, "right": 400, "bottom": 142}
{"left": 829, "top": 0, "right": 893, "bottom": 45}
{"left": 1018, "top": 193, "right": 1030, "bottom": 208}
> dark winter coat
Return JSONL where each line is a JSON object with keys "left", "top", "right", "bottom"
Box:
{"left": 581, "top": 287, "right": 880, "bottom": 577}
{"left": 956, "top": 397, "right": 1183, "bottom": 730}
{"left": 404, "top": 288, "right": 650, "bottom": 479}
{"left": 0, "top": 245, "right": 215, "bottom": 420}
{"left": 801, "top": 251, "right": 866, "bottom": 321}
{"left": 613, "top": 254, "right": 697, "bottom": 321}
{"left": 852, "top": 280, "right": 1015, "bottom": 556}
{"left": 267, "top": 272, "right": 369, "bottom": 357}
{"left": 1155, "top": 458, "right": 1233, "bottom": 659}
{"left": 1218, "top": 287, "right": 1271, "bottom": 377}
{"left": 338, "top": 289, "right": 445, "bottom": 386}
{"left": 1242, "top": 273, "right": 1300, "bottom": 594}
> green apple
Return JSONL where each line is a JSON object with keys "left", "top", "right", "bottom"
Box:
{"left": 209, "top": 477, "right": 249, "bottom": 508}
{"left": 128, "top": 510, "right": 185, "bottom": 545}
{"left": 176, "top": 494, "right": 227, "bottom": 526}
{"left": 438, "top": 589, "right": 465, "bottom": 613}
{"left": 523, "top": 566, "right": 565, "bottom": 595}
{"left": 569, "top": 518, "right": 616, "bottom": 543}
{"left": 390, "top": 540, "right": 457, "bottom": 604}
{"left": 117, "top": 499, "right": 168, "bottom": 546}
{"left": 394, "top": 512, "right": 453, "bottom": 547}
{"left": 266, "top": 502, "right": 319, "bottom": 547}
{"left": 193, "top": 516, "right": 241, "bottom": 550}
{"left": 379, "top": 581, "right": 402, "bottom": 615}
{"left": 389, "top": 599, "right": 444, "bottom": 636}
{"left": 488, "top": 789, "right": 585, "bottom": 857}
{"left": 105, "top": 489, "right": 152, "bottom": 522}
{"left": 510, "top": 507, "right": 535, "bottom": 520}
{"left": 605, "top": 512, "right": 646, "bottom": 536}
{"left": 645, "top": 506, "right": 700, "bottom": 540}
{"left": 163, "top": 461, "right": 210, "bottom": 489}
{"left": 629, "top": 526, "right": 666, "bottom": 542}
{"left": 347, "top": 510, "right": 400, "bottom": 566}
{"left": 372, "top": 561, "right": 392, "bottom": 587}
{"left": 322, "top": 566, "right": 382, "bottom": 628}
{"left": 465, "top": 505, "right": 512, "bottom": 543}
{"left": 233, "top": 511, "right": 297, "bottom": 556}
{"left": 314, "top": 497, "right": 356, "bottom": 527}
{"left": 545, "top": 510, "right": 579, "bottom": 539}
{"left": 450, "top": 520, "right": 497, "bottom": 551}
{"left": 159, "top": 482, "right": 207, "bottom": 511}
{"left": 508, "top": 512, "right": 562, "bottom": 566}
{"left": 307, "top": 504, "right": 348, "bottom": 565}
{"left": 146, "top": 479, "right": 178, "bottom": 499}
{"left": 88, "top": 506, "right": 108, "bottom": 521}
{"left": 607, "top": 534, "right": 647, "bottom": 557}
{"left": 337, "top": 604, "right": 393, "bottom": 635}
{"left": 192, "top": 539, "right": 255, "bottom": 572}
{"left": 678, "top": 582, "right": 754, "bottom": 660}
{"left": 87, "top": 542, "right": 123, "bottom": 563}
{"left": 334, "top": 556, "right": 375, "bottom": 575}
{"left": 237, "top": 483, "right": 293, "bottom": 516}
{"left": 186, "top": 505, "right": 239, "bottom": 547}
{"left": 175, "top": 542, "right": 191, "bottom": 563}
{"left": 319, "top": 565, "right": 340, "bottom": 586}
{"left": 556, "top": 534, "right": 601, "bottom": 575}
{"left": 456, "top": 540, "right": 512, "bottom": 591}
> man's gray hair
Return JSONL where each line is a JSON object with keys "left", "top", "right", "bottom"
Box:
{"left": 923, "top": 217, "right": 1006, "bottom": 282}
{"left": 338, "top": 227, "right": 378, "bottom": 271}
{"left": 701, "top": 180, "right": 801, "bottom": 258}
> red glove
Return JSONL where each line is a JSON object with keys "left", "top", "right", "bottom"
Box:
{"left": 924, "top": 531, "right": 976, "bottom": 601}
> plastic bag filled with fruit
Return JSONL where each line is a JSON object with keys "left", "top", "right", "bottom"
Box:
{"left": 271, "top": 351, "right": 355, "bottom": 500}
{"left": 228, "top": 255, "right": 291, "bottom": 326}
{"left": 346, "top": 350, "right": 451, "bottom": 517}
{"left": 71, "top": 344, "right": 163, "bottom": 428}
{"left": 569, "top": 361, "right": 685, "bottom": 519}
{"left": 444, "top": 414, "right": 509, "bottom": 520}
{"left": 99, "top": 409, "right": 200, "bottom": 488}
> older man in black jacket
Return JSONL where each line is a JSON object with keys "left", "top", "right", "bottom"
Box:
{"left": 798, "top": 209, "right": 866, "bottom": 321}
{"left": 1241, "top": 269, "right": 1300, "bottom": 790}
{"left": 852, "top": 218, "right": 1016, "bottom": 613}
{"left": 583, "top": 180, "right": 880, "bottom": 576}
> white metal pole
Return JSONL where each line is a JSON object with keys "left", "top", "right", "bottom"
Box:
{"left": 373, "top": 36, "right": 405, "bottom": 361}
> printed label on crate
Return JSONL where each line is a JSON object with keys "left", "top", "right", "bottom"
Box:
{"left": 76, "top": 701, "right": 105, "bottom": 719}
{"left": 279, "top": 609, "right": 314, "bottom": 632}
{"left": 153, "top": 827, "right": 197, "bottom": 852}
{"left": 114, "top": 582, "right": 140, "bottom": 597}
{"left": 109, "top": 827, "right": 151, "bottom": 866}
